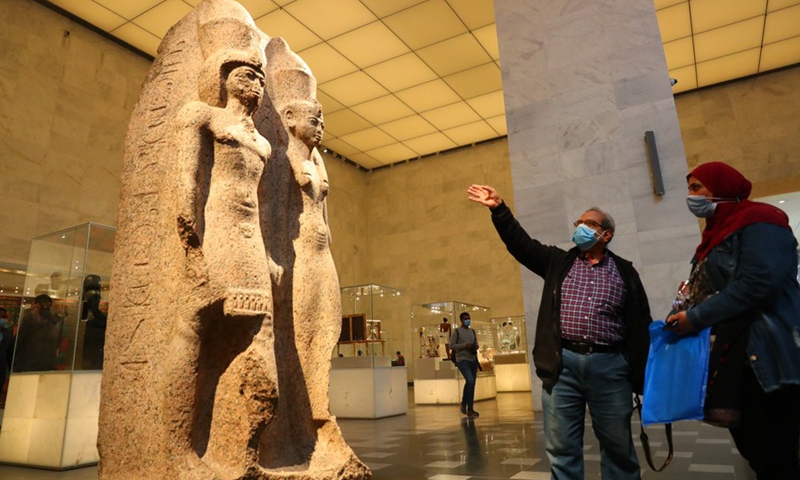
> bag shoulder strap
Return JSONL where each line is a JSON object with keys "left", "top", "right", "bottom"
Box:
{"left": 634, "top": 395, "right": 674, "bottom": 472}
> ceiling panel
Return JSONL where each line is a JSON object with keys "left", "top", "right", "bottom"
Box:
{"left": 283, "top": 0, "right": 376, "bottom": 41}
{"left": 350, "top": 95, "right": 414, "bottom": 125}
{"left": 253, "top": 10, "right": 321, "bottom": 52}
{"left": 395, "top": 80, "right": 461, "bottom": 112}
{"left": 443, "top": 120, "right": 498, "bottom": 146}
{"left": 319, "top": 71, "right": 389, "bottom": 106}
{"left": 365, "top": 143, "right": 419, "bottom": 163}
{"left": 663, "top": 36, "right": 695, "bottom": 69}
{"left": 768, "top": 0, "right": 800, "bottom": 11}
{"left": 296, "top": 43, "right": 358, "bottom": 84}
{"left": 232, "top": 0, "right": 278, "bottom": 18}
{"left": 473, "top": 24, "right": 500, "bottom": 60}
{"left": 349, "top": 152, "right": 383, "bottom": 169}
{"left": 316, "top": 90, "right": 345, "bottom": 115}
{"left": 319, "top": 109, "right": 371, "bottom": 137}
{"left": 383, "top": 0, "right": 468, "bottom": 50}
{"left": 358, "top": 0, "right": 426, "bottom": 19}
{"left": 693, "top": 16, "right": 763, "bottom": 63}
{"left": 41, "top": 0, "right": 800, "bottom": 170}
{"left": 696, "top": 47, "right": 760, "bottom": 87}
{"left": 467, "top": 90, "right": 505, "bottom": 118}
{"left": 668, "top": 64, "right": 698, "bottom": 92}
{"left": 328, "top": 21, "right": 410, "bottom": 69}
{"left": 690, "top": 0, "right": 766, "bottom": 34}
{"left": 486, "top": 115, "right": 508, "bottom": 136}
{"left": 47, "top": 0, "right": 126, "bottom": 31}
{"left": 321, "top": 138, "right": 359, "bottom": 156}
{"left": 379, "top": 115, "right": 437, "bottom": 141}
{"left": 421, "top": 102, "right": 480, "bottom": 130}
{"left": 760, "top": 35, "right": 800, "bottom": 71}
{"left": 404, "top": 132, "right": 458, "bottom": 156}
{"left": 764, "top": 4, "right": 800, "bottom": 44}
{"left": 110, "top": 22, "right": 161, "bottom": 56}
{"left": 93, "top": 0, "right": 163, "bottom": 21}
{"left": 656, "top": 2, "right": 692, "bottom": 43}
{"left": 339, "top": 127, "right": 396, "bottom": 152}
{"left": 448, "top": 0, "right": 495, "bottom": 30}
{"left": 443, "top": 62, "right": 503, "bottom": 100}
{"left": 131, "top": 0, "right": 193, "bottom": 38}
{"left": 416, "top": 33, "right": 492, "bottom": 77}
{"left": 363, "top": 53, "right": 438, "bottom": 92}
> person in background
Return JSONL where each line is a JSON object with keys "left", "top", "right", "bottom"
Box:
{"left": 0, "top": 307, "right": 14, "bottom": 405}
{"left": 439, "top": 317, "right": 452, "bottom": 359}
{"left": 395, "top": 351, "right": 405, "bottom": 366}
{"left": 15, "top": 295, "right": 62, "bottom": 372}
{"left": 665, "top": 162, "right": 800, "bottom": 480}
{"left": 450, "top": 311, "right": 480, "bottom": 418}
{"left": 468, "top": 184, "right": 651, "bottom": 480}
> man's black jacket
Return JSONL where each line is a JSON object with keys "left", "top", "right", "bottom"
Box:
{"left": 491, "top": 202, "right": 652, "bottom": 394}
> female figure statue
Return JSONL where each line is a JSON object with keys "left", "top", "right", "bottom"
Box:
{"left": 168, "top": 46, "right": 278, "bottom": 478}
{"left": 257, "top": 37, "right": 368, "bottom": 477}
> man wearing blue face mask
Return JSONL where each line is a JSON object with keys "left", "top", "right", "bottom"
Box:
{"left": 468, "top": 184, "right": 652, "bottom": 480}
{"left": 450, "top": 311, "right": 480, "bottom": 418}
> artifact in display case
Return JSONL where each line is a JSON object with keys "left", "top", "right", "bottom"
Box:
{"left": 337, "top": 284, "right": 404, "bottom": 363}
{"left": 331, "top": 284, "right": 407, "bottom": 418}
{"left": 491, "top": 315, "right": 532, "bottom": 392}
{"left": 0, "top": 222, "right": 115, "bottom": 469}
{"left": 411, "top": 301, "right": 497, "bottom": 404}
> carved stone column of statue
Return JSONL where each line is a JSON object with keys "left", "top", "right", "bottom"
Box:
{"left": 98, "top": 1, "right": 283, "bottom": 478}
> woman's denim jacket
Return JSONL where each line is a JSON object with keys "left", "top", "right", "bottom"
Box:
{"left": 686, "top": 223, "right": 800, "bottom": 392}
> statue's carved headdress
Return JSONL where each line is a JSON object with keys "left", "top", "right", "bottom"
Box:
{"left": 265, "top": 37, "right": 317, "bottom": 112}
{"left": 195, "top": 0, "right": 268, "bottom": 107}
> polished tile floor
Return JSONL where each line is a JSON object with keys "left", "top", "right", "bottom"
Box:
{"left": 0, "top": 389, "right": 758, "bottom": 479}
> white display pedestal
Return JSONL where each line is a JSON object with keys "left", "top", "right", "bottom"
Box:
{"left": 414, "top": 375, "right": 497, "bottom": 404}
{"left": 0, "top": 371, "right": 101, "bottom": 469}
{"left": 329, "top": 356, "right": 408, "bottom": 419}
{"left": 495, "top": 363, "right": 532, "bottom": 392}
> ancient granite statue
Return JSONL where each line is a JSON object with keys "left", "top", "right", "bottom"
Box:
{"left": 97, "top": 0, "right": 369, "bottom": 478}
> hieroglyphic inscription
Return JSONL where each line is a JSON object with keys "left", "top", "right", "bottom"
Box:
{"left": 118, "top": 45, "right": 184, "bottom": 372}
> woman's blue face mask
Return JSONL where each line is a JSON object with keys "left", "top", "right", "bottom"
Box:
{"left": 686, "top": 195, "right": 717, "bottom": 218}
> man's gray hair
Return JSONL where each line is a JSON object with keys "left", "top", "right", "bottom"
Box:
{"left": 587, "top": 207, "right": 615, "bottom": 234}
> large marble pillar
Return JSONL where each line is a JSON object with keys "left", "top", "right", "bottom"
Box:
{"left": 493, "top": 0, "right": 701, "bottom": 408}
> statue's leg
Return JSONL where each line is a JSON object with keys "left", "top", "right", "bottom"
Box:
{"left": 163, "top": 314, "right": 216, "bottom": 480}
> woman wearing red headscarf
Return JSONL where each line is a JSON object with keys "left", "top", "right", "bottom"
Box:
{"left": 666, "top": 162, "right": 800, "bottom": 480}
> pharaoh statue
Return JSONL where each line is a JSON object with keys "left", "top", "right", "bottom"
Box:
{"left": 98, "top": 0, "right": 366, "bottom": 478}
{"left": 253, "top": 37, "right": 369, "bottom": 477}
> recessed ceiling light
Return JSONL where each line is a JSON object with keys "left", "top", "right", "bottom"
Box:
{"left": 779, "top": 200, "right": 786, "bottom": 204}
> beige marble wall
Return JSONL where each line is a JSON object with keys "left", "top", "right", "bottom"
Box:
{"left": 676, "top": 65, "right": 800, "bottom": 198}
{"left": 0, "top": 0, "right": 150, "bottom": 273}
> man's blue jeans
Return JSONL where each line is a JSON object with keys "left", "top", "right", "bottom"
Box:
{"left": 542, "top": 348, "right": 641, "bottom": 480}
{"left": 456, "top": 359, "right": 479, "bottom": 410}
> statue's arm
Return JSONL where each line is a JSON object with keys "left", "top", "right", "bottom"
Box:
{"left": 175, "top": 102, "right": 209, "bottom": 251}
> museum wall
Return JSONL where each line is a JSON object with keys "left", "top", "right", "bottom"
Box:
{"left": 324, "top": 155, "right": 370, "bottom": 287}
{"left": 0, "top": 0, "right": 150, "bottom": 274}
{"left": 675, "top": 65, "right": 800, "bottom": 198}
{"left": 364, "top": 139, "right": 525, "bottom": 319}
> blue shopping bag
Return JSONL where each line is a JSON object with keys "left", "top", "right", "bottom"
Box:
{"left": 641, "top": 320, "right": 710, "bottom": 426}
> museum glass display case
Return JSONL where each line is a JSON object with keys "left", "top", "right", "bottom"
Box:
{"left": 490, "top": 315, "right": 532, "bottom": 392}
{"left": 329, "top": 284, "right": 408, "bottom": 418}
{"left": 0, "top": 222, "right": 115, "bottom": 469}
